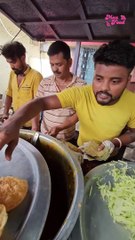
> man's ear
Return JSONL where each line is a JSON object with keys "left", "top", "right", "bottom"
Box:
{"left": 68, "top": 58, "right": 72, "bottom": 67}
{"left": 21, "top": 54, "right": 26, "bottom": 62}
{"left": 128, "top": 73, "right": 132, "bottom": 83}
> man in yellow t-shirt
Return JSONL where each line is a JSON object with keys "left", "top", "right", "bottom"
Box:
{"left": 57, "top": 84, "right": 135, "bottom": 147}
{"left": 1, "top": 41, "right": 42, "bottom": 128}
{"left": 1, "top": 40, "right": 135, "bottom": 164}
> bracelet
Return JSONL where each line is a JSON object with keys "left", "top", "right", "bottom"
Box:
{"left": 113, "top": 138, "right": 122, "bottom": 149}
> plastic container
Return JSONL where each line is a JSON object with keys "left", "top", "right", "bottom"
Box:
{"left": 80, "top": 161, "right": 134, "bottom": 240}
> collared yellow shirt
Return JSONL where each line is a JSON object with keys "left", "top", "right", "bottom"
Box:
{"left": 6, "top": 66, "right": 42, "bottom": 127}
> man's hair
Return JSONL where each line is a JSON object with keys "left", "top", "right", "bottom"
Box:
{"left": 1, "top": 41, "right": 26, "bottom": 59}
{"left": 47, "top": 41, "right": 71, "bottom": 60}
{"left": 93, "top": 40, "right": 135, "bottom": 70}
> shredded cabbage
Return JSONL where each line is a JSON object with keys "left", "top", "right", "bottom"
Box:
{"left": 97, "top": 161, "right": 135, "bottom": 240}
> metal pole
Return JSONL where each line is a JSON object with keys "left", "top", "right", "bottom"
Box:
{"left": 72, "top": 42, "right": 81, "bottom": 75}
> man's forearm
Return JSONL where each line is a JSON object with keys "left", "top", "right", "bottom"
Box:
{"left": 59, "top": 113, "right": 78, "bottom": 131}
{"left": 112, "top": 130, "right": 135, "bottom": 148}
{"left": 8, "top": 98, "right": 44, "bottom": 128}
{"left": 31, "top": 114, "right": 40, "bottom": 131}
{"left": 3, "top": 95, "right": 12, "bottom": 116}
{"left": 5, "top": 95, "right": 61, "bottom": 128}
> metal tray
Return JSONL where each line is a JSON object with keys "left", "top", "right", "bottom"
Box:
{"left": 0, "top": 138, "right": 51, "bottom": 240}
{"left": 80, "top": 161, "right": 135, "bottom": 240}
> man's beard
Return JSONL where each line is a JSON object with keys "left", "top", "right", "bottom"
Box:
{"left": 95, "top": 91, "right": 118, "bottom": 105}
{"left": 12, "top": 68, "right": 24, "bottom": 75}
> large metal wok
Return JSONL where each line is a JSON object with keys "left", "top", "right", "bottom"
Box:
{"left": 19, "top": 130, "right": 84, "bottom": 240}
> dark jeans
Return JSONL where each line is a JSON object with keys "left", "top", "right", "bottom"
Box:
{"left": 68, "top": 130, "right": 79, "bottom": 146}
{"left": 68, "top": 137, "right": 78, "bottom": 146}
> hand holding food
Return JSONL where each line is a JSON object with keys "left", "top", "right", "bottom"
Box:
{"left": 79, "top": 140, "right": 115, "bottom": 161}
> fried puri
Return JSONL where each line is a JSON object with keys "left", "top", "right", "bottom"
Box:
{"left": 0, "top": 204, "right": 8, "bottom": 237}
{"left": 0, "top": 176, "right": 28, "bottom": 212}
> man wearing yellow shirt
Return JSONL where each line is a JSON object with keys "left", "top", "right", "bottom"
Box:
{"left": 0, "top": 40, "right": 135, "bottom": 165}
{"left": 1, "top": 41, "right": 42, "bottom": 129}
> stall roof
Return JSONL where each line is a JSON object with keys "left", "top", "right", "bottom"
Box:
{"left": 0, "top": 0, "right": 135, "bottom": 42}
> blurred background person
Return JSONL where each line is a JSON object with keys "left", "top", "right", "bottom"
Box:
{"left": 33, "top": 41, "right": 86, "bottom": 144}
{"left": 1, "top": 41, "right": 43, "bottom": 129}
{"left": 126, "top": 67, "right": 135, "bottom": 92}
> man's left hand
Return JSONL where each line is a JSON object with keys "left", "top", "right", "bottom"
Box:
{"left": 79, "top": 140, "right": 115, "bottom": 161}
{"left": 96, "top": 140, "right": 115, "bottom": 160}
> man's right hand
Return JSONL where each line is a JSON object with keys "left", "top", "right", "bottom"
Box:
{"left": 47, "top": 126, "right": 61, "bottom": 137}
{"left": 0, "top": 121, "right": 20, "bottom": 160}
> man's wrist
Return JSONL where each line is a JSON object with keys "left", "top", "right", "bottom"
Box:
{"left": 112, "top": 137, "right": 122, "bottom": 149}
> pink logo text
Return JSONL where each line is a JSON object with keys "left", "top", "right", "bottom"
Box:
{"left": 105, "top": 14, "right": 126, "bottom": 27}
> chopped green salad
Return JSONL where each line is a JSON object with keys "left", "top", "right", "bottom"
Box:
{"left": 97, "top": 161, "right": 135, "bottom": 240}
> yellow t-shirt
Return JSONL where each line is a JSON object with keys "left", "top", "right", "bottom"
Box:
{"left": 57, "top": 85, "right": 135, "bottom": 146}
{"left": 6, "top": 66, "right": 42, "bottom": 127}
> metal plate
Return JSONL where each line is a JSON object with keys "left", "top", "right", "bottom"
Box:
{"left": 80, "top": 161, "right": 135, "bottom": 240}
{"left": 0, "top": 138, "right": 51, "bottom": 240}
